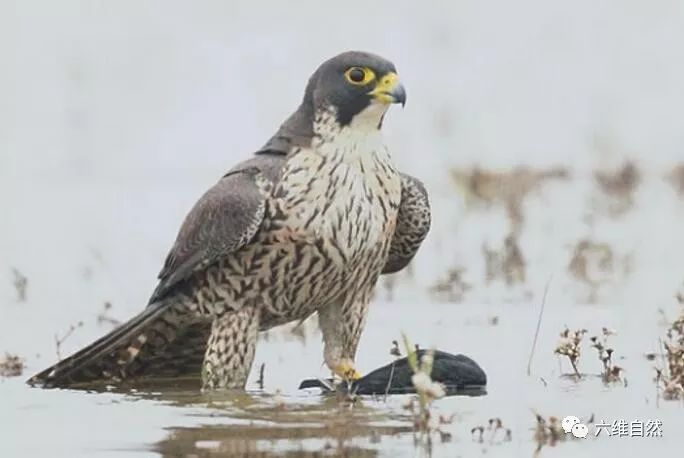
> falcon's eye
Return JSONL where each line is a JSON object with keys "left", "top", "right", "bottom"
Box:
{"left": 344, "top": 67, "right": 375, "bottom": 85}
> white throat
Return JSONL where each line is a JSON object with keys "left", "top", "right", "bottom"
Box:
{"left": 312, "top": 103, "right": 389, "bottom": 151}
{"left": 348, "top": 101, "right": 390, "bottom": 131}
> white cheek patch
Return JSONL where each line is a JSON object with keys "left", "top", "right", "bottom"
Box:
{"left": 572, "top": 423, "right": 589, "bottom": 438}
{"left": 561, "top": 416, "right": 581, "bottom": 433}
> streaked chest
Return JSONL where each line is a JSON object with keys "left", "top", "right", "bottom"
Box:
{"left": 269, "top": 135, "right": 402, "bottom": 260}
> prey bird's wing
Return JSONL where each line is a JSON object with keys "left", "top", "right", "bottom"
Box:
{"left": 149, "top": 153, "right": 286, "bottom": 303}
{"left": 382, "top": 173, "right": 431, "bottom": 274}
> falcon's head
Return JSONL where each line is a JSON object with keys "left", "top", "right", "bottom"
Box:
{"left": 303, "top": 51, "right": 406, "bottom": 128}
{"left": 259, "top": 51, "right": 406, "bottom": 154}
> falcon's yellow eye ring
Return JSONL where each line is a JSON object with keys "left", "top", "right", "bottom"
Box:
{"left": 344, "top": 67, "right": 375, "bottom": 85}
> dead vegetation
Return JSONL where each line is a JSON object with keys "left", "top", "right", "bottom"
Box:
{"left": 483, "top": 234, "right": 526, "bottom": 286}
{"left": 448, "top": 166, "right": 568, "bottom": 294}
{"left": 554, "top": 328, "right": 586, "bottom": 378}
{"left": 451, "top": 166, "right": 569, "bottom": 235}
{"left": 589, "top": 328, "right": 623, "bottom": 384}
{"left": 654, "top": 296, "right": 684, "bottom": 400}
{"left": 97, "top": 301, "right": 121, "bottom": 327}
{"left": 399, "top": 334, "right": 451, "bottom": 450}
{"left": 667, "top": 163, "right": 684, "bottom": 197}
{"left": 593, "top": 161, "right": 641, "bottom": 216}
{"left": 0, "top": 353, "right": 25, "bottom": 378}
{"left": 54, "top": 321, "right": 84, "bottom": 360}
{"left": 567, "top": 239, "right": 631, "bottom": 303}
{"left": 533, "top": 414, "right": 566, "bottom": 454}
{"left": 428, "top": 267, "right": 471, "bottom": 302}
{"left": 470, "top": 418, "right": 512, "bottom": 445}
{"left": 554, "top": 327, "right": 623, "bottom": 383}
{"left": 532, "top": 413, "right": 591, "bottom": 456}
{"left": 442, "top": 165, "right": 648, "bottom": 296}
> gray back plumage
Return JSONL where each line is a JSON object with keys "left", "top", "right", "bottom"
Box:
{"left": 149, "top": 153, "right": 286, "bottom": 303}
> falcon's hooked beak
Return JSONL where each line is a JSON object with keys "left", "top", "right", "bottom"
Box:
{"left": 369, "top": 72, "right": 407, "bottom": 107}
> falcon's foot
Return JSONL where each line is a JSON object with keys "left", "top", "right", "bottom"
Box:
{"left": 331, "top": 358, "right": 362, "bottom": 381}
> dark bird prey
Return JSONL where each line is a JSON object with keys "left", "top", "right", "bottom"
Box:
{"left": 28, "top": 51, "right": 431, "bottom": 390}
{"left": 299, "top": 350, "right": 487, "bottom": 396}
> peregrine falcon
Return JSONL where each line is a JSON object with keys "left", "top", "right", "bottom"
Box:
{"left": 28, "top": 51, "right": 431, "bottom": 390}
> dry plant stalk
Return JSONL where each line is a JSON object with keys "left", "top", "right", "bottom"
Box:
{"left": 97, "top": 302, "right": 121, "bottom": 327}
{"left": 555, "top": 326, "right": 623, "bottom": 383}
{"left": 589, "top": 327, "right": 623, "bottom": 383}
{"left": 655, "top": 300, "right": 684, "bottom": 400}
{"left": 533, "top": 413, "right": 571, "bottom": 456}
{"left": 429, "top": 267, "right": 471, "bottom": 303}
{"left": 470, "top": 418, "right": 512, "bottom": 445}
{"left": 400, "top": 334, "right": 448, "bottom": 448}
{"left": 54, "top": 321, "right": 84, "bottom": 360}
{"left": 554, "top": 328, "right": 586, "bottom": 378}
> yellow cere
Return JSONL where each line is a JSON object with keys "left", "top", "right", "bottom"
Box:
{"left": 369, "top": 72, "right": 401, "bottom": 103}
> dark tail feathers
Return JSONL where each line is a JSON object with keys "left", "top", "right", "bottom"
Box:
{"left": 27, "top": 301, "right": 206, "bottom": 388}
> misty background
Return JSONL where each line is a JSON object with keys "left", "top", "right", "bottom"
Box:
{"left": 3, "top": 3, "right": 684, "bottom": 457}
{"left": 2, "top": 0, "right": 684, "bottom": 351}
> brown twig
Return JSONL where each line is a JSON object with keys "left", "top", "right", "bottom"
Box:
{"left": 54, "top": 321, "right": 83, "bottom": 360}
{"left": 96, "top": 302, "right": 121, "bottom": 327}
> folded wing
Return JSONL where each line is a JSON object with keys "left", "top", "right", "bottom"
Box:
{"left": 382, "top": 173, "right": 431, "bottom": 274}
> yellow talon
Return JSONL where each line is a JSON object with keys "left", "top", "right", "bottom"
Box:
{"left": 332, "top": 360, "right": 362, "bottom": 381}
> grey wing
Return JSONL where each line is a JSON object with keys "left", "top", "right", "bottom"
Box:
{"left": 382, "top": 173, "right": 432, "bottom": 274}
{"left": 149, "top": 153, "right": 286, "bottom": 303}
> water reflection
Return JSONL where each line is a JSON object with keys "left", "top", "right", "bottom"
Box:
{"left": 139, "top": 388, "right": 413, "bottom": 457}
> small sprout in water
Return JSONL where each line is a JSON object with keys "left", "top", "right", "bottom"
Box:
{"left": 390, "top": 340, "right": 401, "bottom": 358}
{"left": 11, "top": 268, "right": 28, "bottom": 302}
{"left": 471, "top": 426, "right": 485, "bottom": 443}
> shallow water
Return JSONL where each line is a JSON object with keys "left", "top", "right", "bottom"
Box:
{"left": 2, "top": 301, "right": 682, "bottom": 457}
